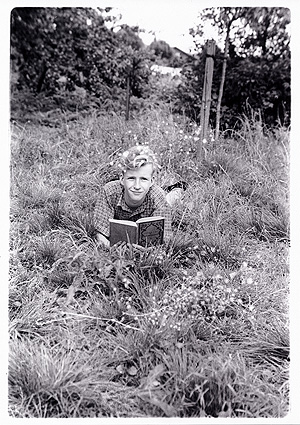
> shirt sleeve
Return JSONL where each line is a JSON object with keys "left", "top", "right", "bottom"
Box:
{"left": 94, "top": 186, "right": 114, "bottom": 238}
{"left": 151, "top": 186, "right": 173, "bottom": 243}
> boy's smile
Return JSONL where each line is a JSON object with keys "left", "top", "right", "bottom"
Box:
{"left": 121, "top": 163, "right": 154, "bottom": 208}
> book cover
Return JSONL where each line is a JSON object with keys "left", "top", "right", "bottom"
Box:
{"left": 109, "top": 219, "right": 138, "bottom": 246}
{"left": 109, "top": 216, "right": 165, "bottom": 247}
{"left": 137, "top": 216, "right": 164, "bottom": 247}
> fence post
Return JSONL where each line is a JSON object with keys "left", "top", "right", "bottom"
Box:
{"left": 197, "top": 39, "right": 216, "bottom": 159}
{"left": 125, "top": 74, "right": 131, "bottom": 121}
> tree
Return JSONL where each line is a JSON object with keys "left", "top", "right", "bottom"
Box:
{"left": 183, "top": 7, "right": 291, "bottom": 129}
{"left": 149, "top": 39, "right": 173, "bottom": 60}
{"left": 198, "top": 8, "right": 243, "bottom": 141}
{"left": 239, "top": 7, "right": 290, "bottom": 58}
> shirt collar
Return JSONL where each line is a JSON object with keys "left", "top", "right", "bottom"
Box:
{"left": 117, "top": 188, "right": 151, "bottom": 215}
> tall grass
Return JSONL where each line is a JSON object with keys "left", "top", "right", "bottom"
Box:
{"left": 9, "top": 107, "right": 289, "bottom": 418}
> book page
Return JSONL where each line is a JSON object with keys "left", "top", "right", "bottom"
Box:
{"left": 136, "top": 215, "right": 164, "bottom": 224}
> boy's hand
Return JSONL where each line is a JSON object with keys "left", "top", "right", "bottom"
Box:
{"left": 111, "top": 241, "right": 127, "bottom": 250}
{"left": 96, "top": 232, "right": 110, "bottom": 248}
{"left": 132, "top": 243, "right": 151, "bottom": 252}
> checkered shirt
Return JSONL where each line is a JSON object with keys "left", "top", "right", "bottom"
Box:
{"left": 94, "top": 180, "right": 172, "bottom": 241}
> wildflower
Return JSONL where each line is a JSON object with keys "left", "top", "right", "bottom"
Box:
{"left": 202, "top": 138, "right": 207, "bottom": 144}
{"left": 247, "top": 277, "right": 253, "bottom": 284}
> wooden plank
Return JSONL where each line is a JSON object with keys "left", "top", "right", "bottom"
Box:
{"left": 198, "top": 40, "right": 215, "bottom": 159}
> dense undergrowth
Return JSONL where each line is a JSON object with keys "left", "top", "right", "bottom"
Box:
{"left": 9, "top": 108, "right": 289, "bottom": 418}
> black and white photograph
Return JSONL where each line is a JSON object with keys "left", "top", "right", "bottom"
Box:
{"left": 3, "top": 0, "right": 298, "bottom": 423}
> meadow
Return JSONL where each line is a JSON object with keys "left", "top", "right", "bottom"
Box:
{"left": 9, "top": 107, "right": 290, "bottom": 418}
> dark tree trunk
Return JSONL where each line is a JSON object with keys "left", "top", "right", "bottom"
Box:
{"left": 37, "top": 61, "right": 47, "bottom": 93}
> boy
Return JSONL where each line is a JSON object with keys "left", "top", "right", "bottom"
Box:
{"left": 94, "top": 145, "right": 173, "bottom": 247}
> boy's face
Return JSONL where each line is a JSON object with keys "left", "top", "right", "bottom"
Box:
{"left": 121, "top": 163, "right": 154, "bottom": 207}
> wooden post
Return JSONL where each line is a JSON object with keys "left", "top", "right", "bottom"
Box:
{"left": 125, "top": 74, "right": 131, "bottom": 121}
{"left": 215, "top": 29, "right": 229, "bottom": 142}
{"left": 198, "top": 40, "right": 216, "bottom": 159}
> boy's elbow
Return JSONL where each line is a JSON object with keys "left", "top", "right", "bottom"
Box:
{"left": 164, "top": 230, "right": 173, "bottom": 244}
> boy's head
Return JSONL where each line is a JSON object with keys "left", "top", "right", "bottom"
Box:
{"left": 116, "top": 145, "right": 159, "bottom": 208}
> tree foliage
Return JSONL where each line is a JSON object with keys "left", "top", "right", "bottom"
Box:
{"left": 10, "top": 7, "right": 152, "bottom": 115}
{"left": 149, "top": 39, "right": 173, "bottom": 60}
{"left": 149, "top": 40, "right": 186, "bottom": 67}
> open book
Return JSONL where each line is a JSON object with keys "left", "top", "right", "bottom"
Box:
{"left": 109, "top": 216, "right": 165, "bottom": 247}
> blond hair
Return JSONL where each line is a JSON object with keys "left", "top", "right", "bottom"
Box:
{"left": 115, "top": 145, "right": 159, "bottom": 174}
